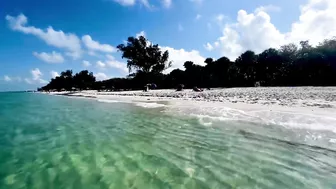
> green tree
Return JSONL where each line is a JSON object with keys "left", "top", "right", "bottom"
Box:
{"left": 183, "top": 61, "right": 205, "bottom": 87}
{"left": 234, "top": 50, "right": 257, "bottom": 86}
{"left": 205, "top": 56, "right": 232, "bottom": 87}
{"left": 117, "top": 36, "right": 171, "bottom": 74}
{"left": 59, "top": 70, "right": 73, "bottom": 90}
{"left": 257, "top": 48, "right": 285, "bottom": 86}
{"left": 73, "top": 70, "right": 96, "bottom": 90}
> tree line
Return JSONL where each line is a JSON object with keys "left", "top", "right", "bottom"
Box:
{"left": 40, "top": 36, "right": 336, "bottom": 91}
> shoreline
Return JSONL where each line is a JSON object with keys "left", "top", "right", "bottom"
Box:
{"left": 42, "top": 87, "right": 336, "bottom": 130}
{"left": 44, "top": 87, "right": 336, "bottom": 109}
{"left": 45, "top": 87, "right": 336, "bottom": 110}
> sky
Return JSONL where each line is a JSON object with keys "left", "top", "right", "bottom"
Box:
{"left": 0, "top": 0, "right": 335, "bottom": 91}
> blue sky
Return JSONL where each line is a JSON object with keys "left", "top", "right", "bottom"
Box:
{"left": 0, "top": 0, "right": 335, "bottom": 91}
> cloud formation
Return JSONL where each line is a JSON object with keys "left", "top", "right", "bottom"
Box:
{"left": 82, "top": 35, "right": 116, "bottom": 54}
{"left": 33, "top": 51, "right": 64, "bottom": 63}
{"left": 114, "top": 0, "right": 170, "bottom": 8}
{"left": 3, "top": 76, "right": 21, "bottom": 82}
{"left": 216, "top": 14, "right": 226, "bottom": 22}
{"left": 25, "top": 68, "right": 47, "bottom": 84}
{"left": 31, "top": 68, "right": 42, "bottom": 80}
{"left": 113, "top": 0, "right": 152, "bottom": 8}
{"left": 6, "top": 14, "right": 82, "bottom": 59}
{"left": 204, "top": 43, "right": 214, "bottom": 51}
{"left": 50, "top": 71, "right": 59, "bottom": 78}
{"left": 106, "top": 55, "right": 128, "bottom": 74}
{"left": 96, "top": 61, "right": 106, "bottom": 69}
{"left": 94, "top": 55, "right": 128, "bottom": 75}
{"left": 113, "top": 0, "right": 136, "bottom": 6}
{"left": 95, "top": 72, "right": 109, "bottom": 81}
{"left": 255, "top": 5, "right": 281, "bottom": 13}
{"left": 208, "top": 0, "right": 336, "bottom": 60}
{"left": 136, "top": 31, "right": 146, "bottom": 38}
{"left": 130, "top": 32, "right": 206, "bottom": 72}
{"left": 161, "top": 46, "right": 205, "bottom": 72}
{"left": 4, "top": 75, "right": 12, "bottom": 82}
{"left": 162, "top": 0, "right": 172, "bottom": 8}
{"left": 82, "top": 60, "right": 91, "bottom": 67}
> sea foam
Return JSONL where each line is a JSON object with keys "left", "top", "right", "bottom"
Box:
{"left": 97, "top": 99, "right": 120, "bottom": 103}
{"left": 134, "top": 102, "right": 166, "bottom": 108}
{"left": 165, "top": 101, "right": 336, "bottom": 133}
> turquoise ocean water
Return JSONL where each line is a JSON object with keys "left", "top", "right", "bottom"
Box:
{"left": 0, "top": 92, "right": 336, "bottom": 189}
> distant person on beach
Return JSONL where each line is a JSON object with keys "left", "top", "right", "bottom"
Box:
{"left": 143, "top": 85, "right": 149, "bottom": 92}
{"left": 176, "top": 84, "right": 184, "bottom": 91}
{"left": 150, "top": 83, "right": 157, "bottom": 90}
{"left": 193, "top": 86, "right": 203, "bottom": 92}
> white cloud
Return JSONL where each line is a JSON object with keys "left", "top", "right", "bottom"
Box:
{"left": 288, "top": 0, "right": 336, "bottom": 45}
{"left": 113, "top": 0, "right": 136, "bottom": 6}
{"left": 4, "top": 75, "right": 11, "bottom": 81}
{"left": 65, "top": 51, "right": 82, "bottom": 59}
{"left": 138, "top": 31, "right": 205, "bottom": 72}
{"left": 33, "top": 51, "right": 64, "bottom": 63}
{"left": 215, "top": 14, "right": 229, "bottom": 28}
{"left": 161, "top": 46, "right": 205, "bottom": 72}
{"left": 95, "top": 72, "right": 109, "bottom": 81}
{"left": 96, "top": 61, "right": 106, "bottom": 69}
{"left": 139, "top": 0, "right": 151, "bottom": 8}
{"left": 215, "top": 9, "right": 284, "bottom": 60}
{"left": 255, "top": 5, "right": 281, "bottom": 13}
{"left": 88, "top": 51, "right": 97, "bottom": 56}
{"left": 3, "top": 76, "right": 21, "bottom": 82}
{"left": 204, "top": 43, "right": 214, "bottom": 51}
{"left": 82, "top": 35, "right": 116, "bottom": 53}
{"left": 162, "top": 0, "right": 172, "bottom": 8}
{"left": 50, "top": 71, "right": 59, "bottom": 78}
{"left": 195, "top": 14, "right": 202, "bottom": 20}
{"left": 82, "top": 60, "right": 91, "bottom": 67}
{"left": 113, "top": 0, "right": 152, "bottom": 8}
{"left": 208, "top": 0, "right": 336, "bottom": 60}
{"left": 216, "top": 14, "right": 226, "bottom": 22}
{"left": 106, "top": 55, "right": 128, "bottom": 74}
{"left": 136, "top": 31, "right": 146, "bottom": 38}
{"left": 24, "top": 68, "right": 47, "bottom": 84}
{"left": 86, "top": 51, "right": 105, "bottom": 58}
{"left": 93, "top": 55, "right": 128, "bottom": 74}
{"left": 31, "top": 68, "right": 42, "bottom": 80}
{"left": 6, "top": 14, "right": 82, "bottom": 59}
{"left": 178, "top": 23, "right": 184, "bottom": 31}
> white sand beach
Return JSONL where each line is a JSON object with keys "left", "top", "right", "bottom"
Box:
{"left": 46, "top": 87, "right": 336, "bottom": 133}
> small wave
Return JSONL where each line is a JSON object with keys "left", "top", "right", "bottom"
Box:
{"left": 249, "top": 110, "right": 336, "bottom": 133}
{"left": 134, "top": 102, "right": 166, "bottom": 108}
{"left": 166, "top": 104, "right": 336, "bottom": 133}
{"left": 97, "top": 99, "right": 120, "bottom": 103}
{"left": 193, "top": 110, "right": 336, "bottom": 133}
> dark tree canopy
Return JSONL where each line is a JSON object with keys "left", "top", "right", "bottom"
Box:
{"left": 41, "top": 70, "right": 95, "bottom": 91}
{"left": 73, "top": 70, "right": 96, "bottom": 90}
{"left": 40, "top": 37, "right": 336, "bottom": 91}
{"left": 116, "top": 36, "right": 171, "bottom": 74}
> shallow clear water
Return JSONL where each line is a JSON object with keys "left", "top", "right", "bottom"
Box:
{"left": 0, "top": 92, "right": 336, "bottom": 189}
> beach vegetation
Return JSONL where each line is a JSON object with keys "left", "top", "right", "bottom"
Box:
{"left": 116, "top": 36, "right": 172, "bottom": 74}
{"left": 40, "top": 37, "right": 336, "bottom": 91}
